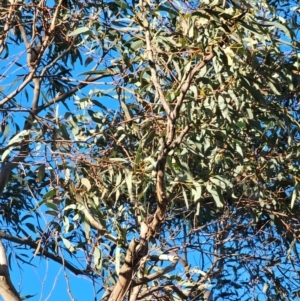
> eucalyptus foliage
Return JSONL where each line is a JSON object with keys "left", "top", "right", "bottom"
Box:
{"left": 0, "top": 0, "right": 300, "bottom": 300}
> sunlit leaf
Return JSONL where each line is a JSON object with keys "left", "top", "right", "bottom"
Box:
{"left": 68, "top": 27, "right": 91, "bottom": 36}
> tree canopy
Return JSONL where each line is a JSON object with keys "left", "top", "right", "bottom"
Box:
{"left": 0, "top": 0, "right": 300, "bottom": 300}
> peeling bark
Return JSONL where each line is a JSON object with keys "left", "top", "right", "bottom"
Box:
{"left": 108, "top": 238, "right": 148, "bottom": 301}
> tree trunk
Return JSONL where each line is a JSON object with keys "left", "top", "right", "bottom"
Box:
{"left": 0, "top": 241, "right": 21, "bottom": 301}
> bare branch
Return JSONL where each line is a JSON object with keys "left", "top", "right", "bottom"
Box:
{"left": 0, "top": 74, "right": 35, "bottom": 107}
{"left": 36, "top": 73, "right": 109, "bottom": 113}
{"left": 0, "top": 232, "right": 86, "bottom": 276}
{"left": 133, "top": 255, "right": 179, "bottom": 286}
{"left": 50, "top": 0, "right": 64, "bottom": 32}
{"left": 133, "top": 254, "right": 179, "bottom": 286}
{"left": 137, "top": 283, "right": 189, "bottom": 300}
{"left": 39, "top": 43, "right": 74, "bottom": 78}
{"left": 170, "top": 124, "right": 191, "bottom": 150}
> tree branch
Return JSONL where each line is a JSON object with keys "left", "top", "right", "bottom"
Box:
{"left": 107, "top": 233, "right": 148, "bottom": 301}
{"left": 133, "top": 254, "right": 179, "bottom": 286}
{"left": 136, "top": 283, "right": 189, "bottom": 300}
{"left": 0, "top": 231, "right": 86, "bottom": 276}
{"left": 171, "top": 52, "right": 214, "bottom": 121}
{"left": 36, "top": 73, "right": 109, "bottom": 114}
{"left": 0, "top": 241, "right": 21, "bottom": 301}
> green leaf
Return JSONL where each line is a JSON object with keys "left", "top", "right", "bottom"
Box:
{"left": 291, "top": 185, "right": 297, "bottom": 209}
{"left": 120, "top": 100, "right": 133, "bottom": 120}
{"left": 263, "top": 21, "right": 292, "bottom": 39}
{"left": 94, "top": 247, "right": 102, "bottom": 271}
{"left": 59, "top": 124, "right": 70, "bottom": 140}
{"left": 90, "top": 99, "right": 108, "bottom": 111}
{"left": 124, "top": 169, "right": 133, "bottom": 201}
{"left": 83, "top": 220, "right": 91, "bottom": 240}
{"left": 61, "top": 237, "right": 75, "bottom": 253}
{"left": 246, "top": 108, "right": 253, "bottom": 119}
{"left": 88, "top": 110, "right": 104, "bottom": 124}
{"left": 2, "top": 147, "right": 12, "bottom": 161}
{"left": 79, "top": 69, "right": 113, "bottom": 76}
{"left": 84, "top": 57, "right": 94, "bottom": 67}
{"left": 25, "top": 223, "right": 36, "bottom": 234}
{"left": 210, "top": 175, "right": 232, "bottom": 190}
{"left": 192, "top": 183, "right": 202, "bottom": 202}
{"left": 68, "top": 27, "right": 91, "bottom": 36}
{"left": 45, "top": 210, "right": 59, "bottom": 217}
{"left": 45, "top": 202, "right": 58, "bottom": 211}
{"left": 81, "top": 178, "right": 91, "bottom": 191}
{"left": 8, "top": 130, "right": 29, "bottom": 145}
{"left": 43, "top": 189, "right": 57, "bottom": 199}
{"left": 182, "top": 187, "right": 189, "bottom": 209}
{"left": 206, "top": 183, "right": 223, "bottom": 208}
{"left": 37, "top": 164, "right": 45, "bottom": 182}
{"left": 236, "top": 144, "right": 243, "bottom": 158}
{"left": 129, "top": 40, "right": 144, "bottom": 51}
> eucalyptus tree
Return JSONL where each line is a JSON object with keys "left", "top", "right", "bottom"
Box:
{"left": 0, "top": 0, "right": 299, "bottom": 300}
